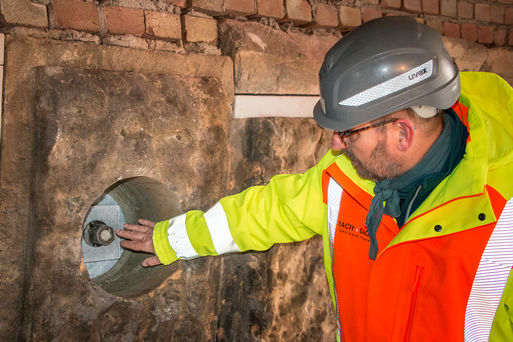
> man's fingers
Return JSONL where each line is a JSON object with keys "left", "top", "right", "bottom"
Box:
{"left": 142, "top": 256, "right": 161, "bottom": 267}
{"left": 138, "top": 219, "right": 156, "bottom": 228}
{"left": 123, "top": 222, "right": 153, "bottom": 234}
{"left": 116, "top": 228, "right": 151, "bottom": 242}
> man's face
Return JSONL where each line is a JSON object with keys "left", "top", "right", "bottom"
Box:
{"left": 335, "top": 122, "right": 402, "bottom": 182}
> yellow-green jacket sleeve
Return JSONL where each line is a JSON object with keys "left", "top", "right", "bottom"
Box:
{"left": 153, "top": 150, "right": 339, "bottom": 265}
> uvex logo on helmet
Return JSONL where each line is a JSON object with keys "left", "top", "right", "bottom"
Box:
{"left": 409, "top": 68, "right": 428, "bottom": 81}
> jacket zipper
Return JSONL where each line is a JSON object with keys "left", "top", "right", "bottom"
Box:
{"left": 404, "top": 265, "right": 424, "bottom": 342}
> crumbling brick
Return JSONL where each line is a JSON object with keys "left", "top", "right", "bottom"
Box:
{"left": 257, "top": 0, "right": 285, "bottom": 19}
{"left": 494, "top": 28, "right": 507, "bottom": 45}
{"left": 339, "top": 6, "right": 361, "bottom": 28}
{"left": 105, "top": 6, "right": 144, "bottom": 37}
{"left": 183, "top": 15, "right": 218, "bottom": 43}
{"left": 53, "top": 0, "right": 99, "bottom": 32}
{"left": 314, "top": 4, "right": 339, "bottom": 27}
{"left": 490, "top": 5, "right": 505, "bottom": 24}
{"left": 225, "top": 0, "right": 255, "bottom": 16}
{"left": 145, "top": 11, "right": 181, "bottom": 40}
{"left": 461, "top": 23, "right": 477, "bottom": 42}
{"left": 443, "top": 21, "right": 460, "bottom": 38}
{"left": 426, "top": 19, "right": 444, "bottom": 34}
{"left": 404, "top": 0, "right": 422, "bottom": 12}
{"left": 478, "top": 26, "right": 494, "bottom": 44}
{"left": 286, "top": 0, "right": 312, "bottom": 24}
{"left": 0, "top": 0, "right": 48, "bottom": 27}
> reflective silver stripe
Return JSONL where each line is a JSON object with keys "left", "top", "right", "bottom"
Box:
{"left": 167, "top": 213, "right": 198, "bottom": 259}
{"left": 327, "top": 178, "right": 343, "bottom": 340}
{"left": 204, "top": 202, "right": 241, "bottom": 254}
{"left": 339, "top": 60, "right": 434, "bottom": 107}
{"left": 465, "top": 198, "right": 513, "bottom": 341}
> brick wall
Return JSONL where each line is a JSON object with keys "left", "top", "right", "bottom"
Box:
{"left": 2, "top": 0, "right": 513, "bottom": 53}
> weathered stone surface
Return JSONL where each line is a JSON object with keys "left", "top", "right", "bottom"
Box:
{"left": 482, "top": 49, "right": 513, "bottom": 85}
{"left": 0, "top": 0, "right": 48, "bottom": 27}
{"left": 443, "top": 36, "right": 488, "bottom": 71}
{"left": 219, "top": 19, "right": 339, "bottom": 94}
{"left": 0, "top": 34, "right": 232, "bottom": 340}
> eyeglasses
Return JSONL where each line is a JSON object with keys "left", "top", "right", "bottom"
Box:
{"left": 337, "top": 118, "right": 399, "bottom": 140}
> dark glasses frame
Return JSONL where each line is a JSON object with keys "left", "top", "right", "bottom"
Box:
{"left": 337, "top": 118, "right": 399, "bottom": 140}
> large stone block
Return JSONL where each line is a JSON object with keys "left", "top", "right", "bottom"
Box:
{"left": 482, "top": 49, "right": 513, "bottom": 85}
{"left": 0, "top": 0, "right": 47, "bottom": 27}
{"left": 0, "top": 34, "right": 233, "bottom": 340}
{"left": 443, "top": 36, "right": 487, "bottom": 71}
{"left": 219, "top": 19, "right": 338, "bottom": 94}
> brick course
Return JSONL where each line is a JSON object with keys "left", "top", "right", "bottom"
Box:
{"left": 224, "top": 0, "right": 255, "bottom": 16}
{"left": 440, "top": 0, "right": 457, "bottom": 17}
{"left": 362, "top": 7, "right": 382, "bottom": 22}
{"left": 478, "top": 26, "right": 494, "bottom": 44}
{"left": 461, "top": 23, "right": 477, "bottom": 42}
{"left": 339, "top": 6, "right": 362, "bottom": 27}
{"left": 286, "top": 0, "right": 312, "bottom": 24}
{"left": 53, "top": 0, "right": 99, "bottom": 32}
{"left": 458, "top": 2, "right": 473, "bottom": 19}
{"left": 257, "top": 0, "right": 285, "bottom": 19}
{"left": 183, "top": 15, "right": 218, "bottom": 43}
{"left": 475, "top": 3, "right": 491, "bottom": 22}
{"left": 314, "top": 4, "right": 339, "bottom": 27}
{"left": 443, "top": 21, "right": 460, "bottom": 38}
{"left": 145, "top": 11, "right": 181, "bottom": 40}
{"left": 105, "top": 6, "right": 144, "bottom": 37}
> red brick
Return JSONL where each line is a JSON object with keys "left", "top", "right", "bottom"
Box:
{"left": 490, "top": 5, "right": 505, "bottom": 24}
{"left": 189, "top": 0, "right": 223, "bottom": 15}
{"left": 440, "top": 0, "right": 457, "bottom": 17}
{"left": 495, "top": 27, "right": 507, "bottom": 45}
{"left": 286, "top": 0, "right": 312, "bottom": 24}
{"left": 404, "top": 0, "right": 422, "bottom": 12}
{"left": 145, "top": 11, "right": 181, "bottom": 40}
{"left": 381, "top": 0, "right": 402, "bottom": 9}
{"left": 105, "top": 6, "right": 144, "bottom": 36}
{"left": 443, "top": 21, "right": 460, "bottom": 38}
{"left": 506, "top": 8, "right": 513, "bottom": 24}
{"left": 461, "top": 23, "right": 477, "bottom": 42}
{"left": 314, "top": 3, "right": 339, "bottom": 27}
{"left": 509, "top": 31, "right": 513, "bottom": 46}
{"left": 339, "top": 6, "right": 361, "bottom": 27}
{"left": 458, "top": 1, "right": 473, "bottom": 19}
{"left": 183, "top": 15, "right": 218, "bottom": 43}
{"left": 475, "top": 3, "right": 491, "bottom": 22}
{"left": 224, "top": 0, "right": 255, "bottom": 16}
{"left": 478, "top": 26, "right": 494, "bottom": 44}
{"left": 53, "top": 0, "right": 99, "bottom": 32}
{"left": 422, "top": 0, "right": 439, "bottom": 14}
{"left": 257, "top": 0, "right": 285, "bottom": 19}
{"left": 362, "top": 7, "right": 382, "bottom": 22}
{"left": 499, "top": 0, "right": 513, "bottom": 4}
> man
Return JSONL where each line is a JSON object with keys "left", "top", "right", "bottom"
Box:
{"left": 116, "top": 16, "right": 513, "bottom": 341}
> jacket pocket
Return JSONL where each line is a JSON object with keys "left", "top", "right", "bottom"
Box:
{"left": 404, "top": 265, "right": 424, "bottom": 342}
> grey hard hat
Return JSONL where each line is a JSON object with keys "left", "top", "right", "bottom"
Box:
{"left": 314, "top": 16, "right": 461, "bottom": 132}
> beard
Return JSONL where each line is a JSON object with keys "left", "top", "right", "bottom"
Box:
{"left": 342, "top": 136, "right": 402, "bottom": 182}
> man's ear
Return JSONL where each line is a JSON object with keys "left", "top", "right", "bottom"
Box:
{"left": 395, "top": 119, "right": 415, "bottom": 152}
{"left": 331, "top": 132, "right": 346, "bottom": 150}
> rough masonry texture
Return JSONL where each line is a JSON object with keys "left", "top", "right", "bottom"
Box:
{"left": 0, "top": 9, "right": 512, "bottom": 342}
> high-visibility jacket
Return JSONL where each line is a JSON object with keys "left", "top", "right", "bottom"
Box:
{"left": 153, "top": 72, "right": 513, "bottom": 341}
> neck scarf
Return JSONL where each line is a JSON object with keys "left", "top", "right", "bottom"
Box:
{"left": 365, "top": 111, "right": 467, "bottom": 260}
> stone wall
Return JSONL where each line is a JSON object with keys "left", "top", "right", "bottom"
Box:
{"left": 0, "top": 1, "right": 512, "bottom": 342}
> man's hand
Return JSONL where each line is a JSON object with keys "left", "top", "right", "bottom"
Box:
{"left": 115, "top": 219, "right": 162, "bottom": 267}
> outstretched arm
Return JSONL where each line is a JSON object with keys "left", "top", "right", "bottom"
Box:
{"left": 115, "top": 219, "right": 162, "bottom": 267}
